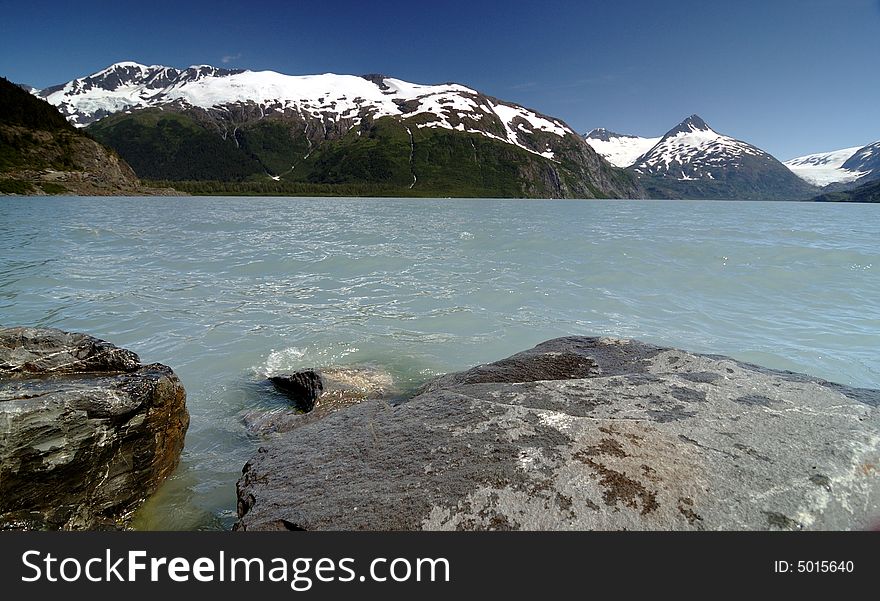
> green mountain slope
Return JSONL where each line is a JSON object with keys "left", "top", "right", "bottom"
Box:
{"left": 813, "top": 178, "right": 880, "bottom": 203}
{"left": 87, "top": 105, "right": 643, "bottom": 198}
{"left": 0, "top": 77, "right": 158, "bottom": 195}
{"left": 86, "top": 110, "right": 266, "bottom": 181}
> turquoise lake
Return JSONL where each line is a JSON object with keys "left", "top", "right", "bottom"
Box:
{"left": 1, "top": 196, "right": 877, "bottom": 529}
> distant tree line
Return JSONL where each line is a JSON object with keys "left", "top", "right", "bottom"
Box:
{"left": 144, "top": 179, "right": 408, "bottom": 197}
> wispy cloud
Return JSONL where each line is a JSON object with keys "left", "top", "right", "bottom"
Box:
{"left": 509, "top": 71, "right": 633, "bottom": 94}
{"left": 221, "top": 53, "right": 242, "bottom": 64}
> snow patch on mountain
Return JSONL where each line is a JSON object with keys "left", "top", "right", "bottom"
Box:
{"left": 845, "top": 142, "right": 878, "bottom": 165}
{"left": 37, "top": 62, "right": 575, "bottom": 161}
{"left": 583, "top": 128, "right": 660, "bottom": 167}
{"left": 841, "top": 141, "right": 880, "bottom": 180}
{"left": 783, "top": 146, "right": 866, "bottom": 186}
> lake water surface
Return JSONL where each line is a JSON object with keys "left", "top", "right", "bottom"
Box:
{"left": 1, "top": 196, "right": 878, "bottom": 529}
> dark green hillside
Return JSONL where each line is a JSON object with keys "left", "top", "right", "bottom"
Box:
{"left": 814, "top": 178, "right": 880, "bottom": 203}
{"left": 409, "top": 126, "right": 525, "bottom": 197}
{"left": 236, "top": 120, "right": 310, "bottom": 176}
{"left": 0, "top": 77, "right": 73, "bottom": 133}
{"left": 87, "top": 110, "right": 266, "bottom": 181}
{"left": 89, "top": 106, "right": 641, "bottom": 198}
{"left": 91, "top": 110, "right": 555, "bottom": 195}
{"left": 288, "top": 117, "right": 414, "bottom": 187}
{"left": 0, "top": 77, "right": 77, "bottom": 174}
{"left": 0, "top": 76, "right": 150, "bottom": 195}
{"left": 283, "top": 117, "right": 550, "bottom": 197}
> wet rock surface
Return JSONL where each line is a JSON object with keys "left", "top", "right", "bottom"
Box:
{"left": 236, "top": 337, "right": 880, "bottom": 531}
{"left": 269, "top": 370, "right": 325, "bottom": 412}
{"left": 244, "top": 365, "right": 396, "bottom": 435}
{"left": 0, "top": 327, "right": 189, "bottom": 530}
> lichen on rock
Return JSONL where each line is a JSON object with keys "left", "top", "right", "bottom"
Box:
{"left": 235, "top": 337, "right": 880, "bottom": 531}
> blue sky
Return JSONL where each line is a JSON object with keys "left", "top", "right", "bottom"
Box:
{"left": 1, "top": 0, "right": 878, "bottom": 159}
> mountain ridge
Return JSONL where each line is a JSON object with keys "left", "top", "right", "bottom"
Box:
{"left": 34, "top": 61, "right": 643, "bottom": 199}
{"left": 36, "top": 61, "right": 578, "bottom": 160}
{"left": 26, "top": 61, "right": 872, "bottom": 200}
{"left": 587, "top": 117, "right": 879, "bottom": 196}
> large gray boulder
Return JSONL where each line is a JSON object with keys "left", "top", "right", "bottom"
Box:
{"left": 235, "top": 337, "right": 879, "bottom": 531}
{"left": 0, "top": 327, "right": 189, "bottom": 530}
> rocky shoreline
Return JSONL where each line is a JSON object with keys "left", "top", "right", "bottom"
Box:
{"left": 236, "top": 337, "right": 879, "bottom": 531}
{"left": 0, "top": 327, "right": 189, "bottom": 530}
{"left": 2, "top": 328, "right": 878, "bottom": 531}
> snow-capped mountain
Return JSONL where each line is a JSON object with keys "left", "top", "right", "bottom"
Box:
{"left": 36, "top": 63, "right": 244, "bottom": 126}
{"left": 583, "top": 128, "right": 660, "bottom": 168}
{"left": 632, "top": 115, "right": 766, "bottom": 179}
{"left": 629, "top": 115, "right": 816, "bottom": 200}
{"left": 784, "top": 145, "right": 871, "bottom": 187}
{"left": 36, "top": 61, "right": 573, "bottom": 160}
{"left": 30, "top": 62, "right": 642, "bottom": 199}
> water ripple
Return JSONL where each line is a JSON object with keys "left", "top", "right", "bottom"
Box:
{"left": 1, "top": 196, "right": 878, "bottom": 529}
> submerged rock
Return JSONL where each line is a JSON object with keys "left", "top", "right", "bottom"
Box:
{"left": 235, "top": 337, "right": 879, "bottom": 531}
{"left": 0, "top": 327, "right": 189, "bottom": 530}
{"left": 244, "top": 365, "right": 396, "bottom": 435}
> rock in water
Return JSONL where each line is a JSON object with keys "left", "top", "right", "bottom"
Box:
{"left": 0, "top": 327, "right": 189, "bottom": 530}
{"left": 245, "top": 365, "right": 396, "bottom": 434}
{"left": 235, "top": 337, "right": 880, "bottom": 531}
{"left": 269, "top": 370, "right": 324, "bottom": 412}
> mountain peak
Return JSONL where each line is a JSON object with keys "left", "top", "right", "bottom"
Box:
{"left": 664, "top": 114, "right": 712, "bottom": 137}
{"left": 685, "top": 113, "right": 707, "bottom": 126}
{"left": 585, "top": 128, "right": 636, "bottom": 142}
{"left": 630, "top": 114, "right": 817, "bottom": 199}
{"left": 96, "top": 61, "right": 152, "bottom": 75}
